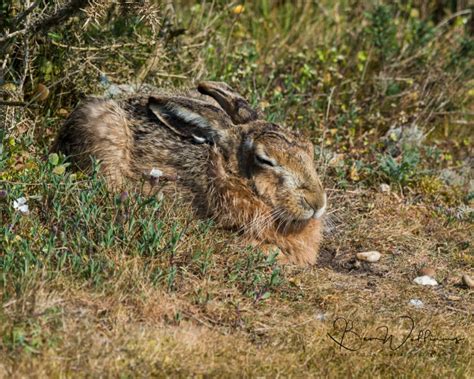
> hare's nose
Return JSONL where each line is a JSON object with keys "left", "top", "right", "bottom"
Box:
{"left": 313, "top": 192, "right": 327, "bottom": 219}
{"left": 302, "top": 191, "right": 327, "bottom": 219}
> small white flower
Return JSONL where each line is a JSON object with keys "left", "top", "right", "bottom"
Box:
{"left": 150, "top": 168, "right": 163, "bottom": 178}
{"left": 13, "top": 197, "right": 29, "bottom": 214}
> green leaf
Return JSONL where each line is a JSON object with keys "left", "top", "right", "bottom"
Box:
{"left": 52, "top": 165, "right": 66, "bottom": 175}
{"left": 48, "top": 32, "right": 62, "bottom": 41}
{"left": 48, "top": 153, "right": 59, "bottom": 166}
{"left": 261, "top": 291, "right": 271, "bottom": 300}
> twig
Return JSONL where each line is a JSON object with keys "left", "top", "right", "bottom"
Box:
{"left": 433, "top": 111, "right": 474, "bottom": 116}
{"left": 0, "top": 0, "right": 91, "bottom": 43}
{"left": 12, "top": 1, "right": 39, "bottom": 28}
{"left": 18, "top": 0, "right": 32, "bottom": 94}
{"left": 30, "top": 0, "right": 90, "bottom": 35}
{"left": 0, "top": 29, "right": 27, "bottom": 43}
{"left": 0, "top": 100, "right": 36, "bottom": 107}
{"left": 154, "top": 72, "right": 187, "bottom": 79}
{"left": 51, "top": 40, "right": 136, "bottom": 51}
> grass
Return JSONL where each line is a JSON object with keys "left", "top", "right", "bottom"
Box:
{"left": 1, "top": 1, "right": 473, "bottom": 377}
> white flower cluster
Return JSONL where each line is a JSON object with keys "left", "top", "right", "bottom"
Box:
{"left": 13, "top": 197, "right": 29, "bottom": 214}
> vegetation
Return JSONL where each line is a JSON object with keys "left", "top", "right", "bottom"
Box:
{"left": 1, "top": 1, "right": 473, "bottom": 377}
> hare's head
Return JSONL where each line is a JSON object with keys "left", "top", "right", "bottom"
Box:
{"left": 239, "top": 122, "right": 326, "bottom": 223}
{"left": 147, "top": 82, "right": 326, "bottom": 224}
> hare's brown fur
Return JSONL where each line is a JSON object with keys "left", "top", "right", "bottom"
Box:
{"left": 53, "top": 82, "right": 326, "bottom": 265}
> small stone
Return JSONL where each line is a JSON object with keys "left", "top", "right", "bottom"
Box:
{"left": 150, "top": 168, "right": 163, "bottom": 178}
{"left": 409, "top": 299, "right": 424, "bottom": 308}
{"left": 379, "top": 183, "right": 391, "bottom": 193}
{"left": 315, "top": 312, "right": 328, "bottom": 321}
{"left": 57, "top": 108, "right": 69, "bottom": 117}
{"left": 413, "top": 275, "right": 438, "bottom": 286}
{"left": 356, "top": 251, "right": 381, "bottom": 263}
{"left": 462, "top": 274, "right": 474, "bottom": 289}
{"left": 419, "top": 267, "right": 436, "bottom": 277}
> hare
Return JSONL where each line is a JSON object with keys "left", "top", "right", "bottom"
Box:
{"left": 53, "top": 81, "right": 327, "bottom": 265}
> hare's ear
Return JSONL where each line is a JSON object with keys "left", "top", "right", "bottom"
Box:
{"left": 148, "top": 96, "right": 233, "bottom": 146}
{"left": 197, "top": 81, "right": 259, "bottom": 124}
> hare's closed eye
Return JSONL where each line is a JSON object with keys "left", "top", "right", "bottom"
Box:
{"left": 255, "top": 154, "right": 276, "bottom": 167}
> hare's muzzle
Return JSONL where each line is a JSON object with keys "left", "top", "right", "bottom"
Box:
{"left": 303, "top": 189, "right": 326, "bottom": 220}
{"left": 313, "top": 192, "right": 327, "bottom": 219}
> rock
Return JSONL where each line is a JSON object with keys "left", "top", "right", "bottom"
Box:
{"left": 315, "top": 312, "right": 328, "bottom": 321}
{"left": 409, "top": 299, "right": 424, "bottom": 308}
{"left": 379, "top": 183, "right": 391, "bottom": 193}
{"left": 356, "top": 251, "right": 381, "bottom": 263}
{"left": 419, "top": 267, "right": 436, "bottom": 277}
{"left": 57, "top": 108, "right": 69, "bottom": 117}
{"left": 413, "top": 275, "right": 438, "bottom": 286}
{"left": 462, "top": 274, "right": 474, "bottom": 289}
{"left": 149, "top": 168, "right": 163, "bottom": 178}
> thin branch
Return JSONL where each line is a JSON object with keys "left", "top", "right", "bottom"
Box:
{"left": 0, "top": 0, "right": 91, "bottom": 43}
{"left": 0, "top": 29, "right": 27, "bottom": 43}
{"left": 30, "top": 0, "right": 91, "bottom": 35}
{"left": 12, "top": 1, "right": 39, "bottom": 27}
{"left": 0, "top": 101, "right": 30, "bottom": 107}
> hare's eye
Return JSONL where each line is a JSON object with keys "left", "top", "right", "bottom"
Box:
{"left": 255, "top": 154, "right": 276, "bottom": 167}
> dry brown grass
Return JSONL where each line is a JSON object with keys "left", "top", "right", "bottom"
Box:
{"left": 1, "top": 188, "right": 472, "bottom": 377}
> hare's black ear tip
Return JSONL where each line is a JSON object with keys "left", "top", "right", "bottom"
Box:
{"left": 148, "top": 96, "right": 168, "bottom": 107}
{"left": 197, "top": 81, "right": 211, "bottom": 94}
{"left": 198, "top": 81, "right": 232, "bottom": 94}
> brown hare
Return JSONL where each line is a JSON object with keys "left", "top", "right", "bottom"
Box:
{"left": 53, "top": 81, "right": 327, "bottom": 265}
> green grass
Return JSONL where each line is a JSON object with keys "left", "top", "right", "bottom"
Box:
{"left": 1, "top": 1, "right": 473, "bottom": 377}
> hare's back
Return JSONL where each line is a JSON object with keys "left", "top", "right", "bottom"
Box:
{"left": 53, "top": 98, "right": 134, "bottom": 185}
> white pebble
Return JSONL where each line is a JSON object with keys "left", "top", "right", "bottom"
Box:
{"left": 149, "top": 168, "right": 163, "bottom": 178}
{"left": 380, "top": 183, "right": 391, "bottom": 193}
{"left": 413, "top": 275, "right": 438, "bottom": 286}
{"left": 409, "top": 299, "right": 424, "bottom": 308}
{"left": 315, "top": 312, "right": 328, "bottom": 321}
{"left": 356, "top": 251, "right": 381, "bottom": 263}
{"left": 462, "top": 274, "right": 474, "bottom": 289}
